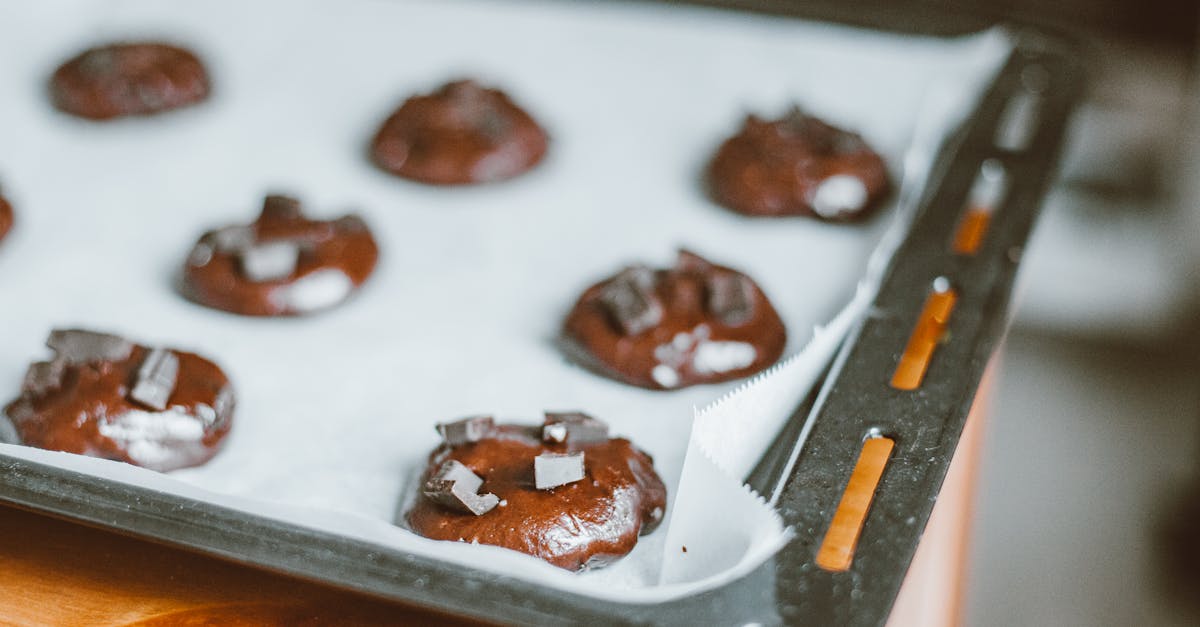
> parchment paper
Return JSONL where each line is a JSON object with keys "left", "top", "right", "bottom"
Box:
{"left": 0, "top": 0, "right": 1010, "bottom": 601}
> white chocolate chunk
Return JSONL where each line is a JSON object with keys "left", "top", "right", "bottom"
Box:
{"left": 810, "top": 174, "right": 868, "bottom": 218}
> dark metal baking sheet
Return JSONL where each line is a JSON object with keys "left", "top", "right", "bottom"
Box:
{"left": 0, "top": 16, "right": 1080, "bottom": 627}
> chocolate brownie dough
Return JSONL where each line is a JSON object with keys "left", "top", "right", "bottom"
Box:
{"left": 408, "top": 413, "right": 666, "bottom": 571}
{"left": 181, "top": 195, "right": 379, "bottom": 317}
{"left": 707, "top": 107, "right": 889, "bottom": 219}
{"left": 1, "top": 329, "right": 234, "bottom": 472}
{"left": 50, "top": 42, "right": 210, "bottom": 120}
{"left": 370, "top": 79, "right": 548, "bottom": 185}
{"left": 562, "top": 250, "right": 786, "bottom": 390}
{"left": 0, "top": 193, "right": 12, "bottom": 244}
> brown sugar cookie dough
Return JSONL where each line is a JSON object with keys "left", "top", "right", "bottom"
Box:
{"left": 370, "top": 79, "right": 549, "bottom": 185}
{"left": 180, "top": 195, "right": 379, "bottom": 317}
{"left": 0, "top": 193, "right": 12, "bottom": 244}
{"left": 707, "top": 107, "right": 889, "bottom": 219}
{"left": 49, "top": 42, "right": 210, "bottom": 121}
{"left": 562, "top": 250, "right": 786, "bottom": 390}
{"left": 1, "top": 329, "right": 234, "bottom": 472}
{"left": 408, "top": 413, "right": 667, "bottom": 571}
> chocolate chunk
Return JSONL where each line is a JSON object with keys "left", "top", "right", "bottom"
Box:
{"left": 47, "top": 329, "right": 134, "bottom": 364}
{"left": 707, "top": 272, "right": 756, "bottom": 326}
{"left": 334, "top": 215, "right": 369, "bottom": 233}
{"left": 599, "top": 266, "right": 663, "bottom": 336}
{"left": 542, "top": 412, "right": 608, "bottom": 445}
{"left": 238, "top": 240, "right": 301, "bottom": 283}
{"left": 260, "top": 195, "right": 302, "bottom": 223}
{"left": 422, "top": 460, "right": 500, "bottom": 516}
{"left": 207, "top": 225, "right": 255, "bottom": 252}
{"left": 534, "top": 452, "right": 586, "bottom": 490}
{"left": 129, "top": 348, "right": 179, "bottom": 411}
{"left": 21, "top": 361, "right": 65, "bottom": 396}
{"left": 436, "top": 415, "right": 495, "bottom": 446}
{"left": 674, "top": 249, "right": 712, "bottom": 274}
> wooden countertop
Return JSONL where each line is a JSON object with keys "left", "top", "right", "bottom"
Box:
{"left": 0, "top": 505, "right": 473, "bottom": 626}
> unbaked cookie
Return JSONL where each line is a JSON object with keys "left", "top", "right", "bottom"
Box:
{"left": 180, "top": 195, "right": 379, "bottom": 317}
{"left": 707, "top": 107, "right": 889, "bottom": 219}
{"left": 562, "top": 250, "right": 786, "bottom": 390}
{"left": 370, "top": 79, "right": 548, "bottom": 185}
{"left": 2, "top": 329, "right": 234, "bottom": 472}
{"left": 49, "top": 42, "right": 210, "bottom": 120}
{"left": 407, "top": 413, "right": 666, "bottom": 571}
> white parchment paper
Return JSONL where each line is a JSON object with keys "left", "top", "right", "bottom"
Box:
{"left": 0, "top": 0, "right": 1010, "bottom": 601}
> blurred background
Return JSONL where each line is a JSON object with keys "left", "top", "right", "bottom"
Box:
{"left": 810, "top": 0, "right": 1200, "bottom": 624}
{"left": 960, "top": 1, "right": 1200, "bottom": 625}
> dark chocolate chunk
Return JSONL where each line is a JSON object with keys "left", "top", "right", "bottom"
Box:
{"left": 334, "top": 215, "right": 369, "bottom": 233}
{"left": 542, "top": 412, "right": 608, "bottom": 445}
{"left": 47, "top": 329, "right": 134, "bottom": 364}
{"left": 436, "top": 415, "right": 495, "bottom": 447}
{"left": 707, "top": 272, "right": 756, "bottom": 326}
{"left": 260, "top": 195, "right": 303, "bottom": 223}
{"left": 21, "top": 361, "right": 65, "bottom": 397}
{"left": 534, "top": 452, "right": 586, "bottom": 490}
{"left": 674, "top": 249, "right": 712, "bottom": 274}
{"left": 598, "top": 266, "right": 662, "bottom": 336}
{"left": 422, "top": 460, "right": 500, "bottom": 516}
{"left": 129, "top": 348, "right": 180, "bottom": 411}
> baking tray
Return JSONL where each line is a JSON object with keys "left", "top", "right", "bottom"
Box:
{"left": 0, "top": 7, "right": 1081, "bottom": 627}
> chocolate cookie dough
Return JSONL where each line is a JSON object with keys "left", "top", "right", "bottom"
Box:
{"left": 180, "top": 195, "right": 379, "bottom": 317}
{"left": 707, "top": 107, "right": 889, "bottom": 219}
{"left": 562, "top": 250, "right": 786, "bottom": 390}
{"left": 49, "top": 42, "right": 210, "bottom": 120}
{"left": 370, "top": 79, "right": 548, "bottom": 185}
{"left": 1, "top": 329, "right": 234, "bottom": 472}
{"left": 408, "top": 413, "right": 666, "bottom": 571}
{"left": 0, "top": 193, "right": 12, "bottom": 244}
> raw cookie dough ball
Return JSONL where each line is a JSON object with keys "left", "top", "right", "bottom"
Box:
{"left": 370, "top": 79, "right": 549, "bottom": 185}
{"left": 180, "top": 195, "right": 379, "bottom": 317}
{"left": 49, "top": 42, "right": 210, "bottom": 120}
{"left": 708, "top": 107, "right": 889, "bottom": 219}
{"left": 408, "top": 413, "right": 666, "bottom": 571}
{"left": 563, "top": 249, "right": 786, "bottom": 390}
{"left": 2, "top": 329, "right": 235, "bottom": 472}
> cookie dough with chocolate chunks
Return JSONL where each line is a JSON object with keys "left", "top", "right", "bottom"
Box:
{"left": 370, "top": 79, "right": 549, "bottom": 185}
{"left": 0, "top": 193, "right": 12, "bottom": 244}
{"left": 707, "top": 107, "right": 889, "bottom": 219}
{"left": 181, "top": 195, "right": 379, "bottom": 317}
{"left": 50, "top": 42, "right": 210, "bottom": 120}
{"left": 408, "top": 413, "right": 666, "bottom": 571}
{"left": 562, "top": 250, "right": 786, "bottom": 390}
{"left": 1, "top": 329, "right": 235, "bottom": 472}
